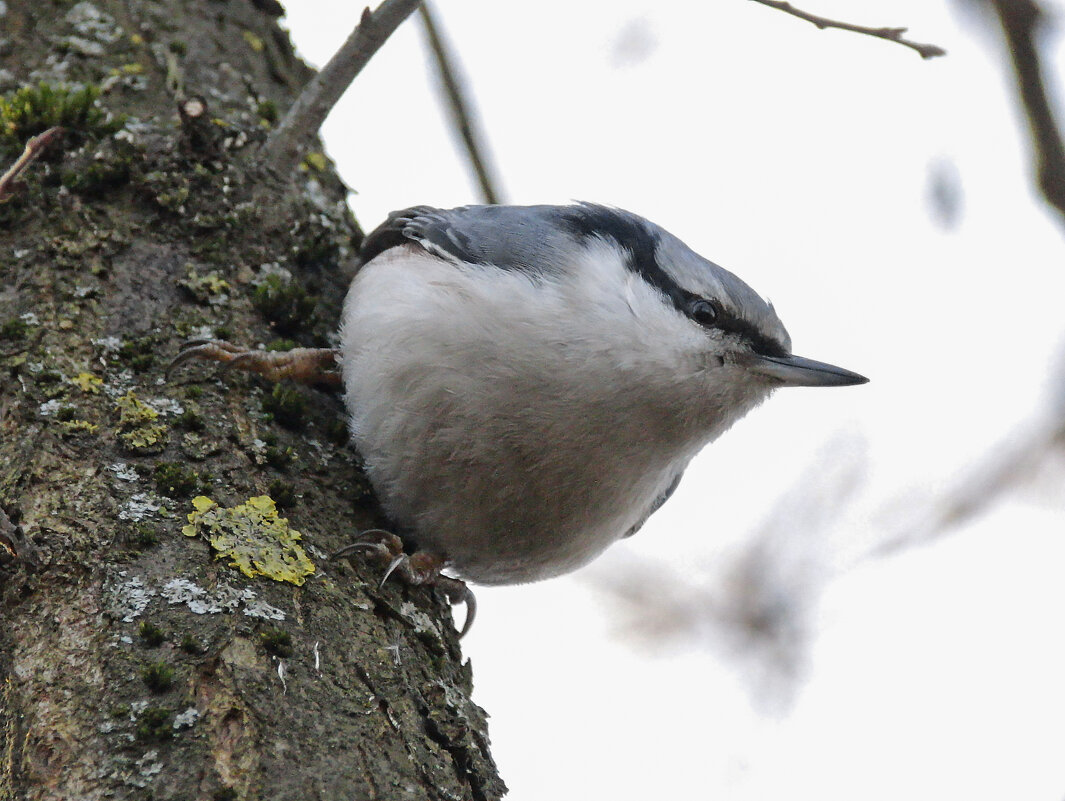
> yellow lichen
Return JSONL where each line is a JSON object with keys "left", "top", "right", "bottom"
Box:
{"left": 115, "top": 391, "right": 158, "bottom": 425}
{"left": 71, "top": 371, "right": 103, "bottom": 394}
{"left": 242, "top": 31, "right": 265, "bottom": 52}
{"left": 60, "top": 419, "right": 98, "bottom": 436}
{"left": 182, "top": 495, "right": 315, "bottom": 586}
{"left": 115, "top": 391, "right": 168, "bottom": 453}
{"left": 300, "top": 151, "right": 328, "bottom": 173}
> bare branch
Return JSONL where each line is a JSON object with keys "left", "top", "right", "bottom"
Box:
{"left": 749, "top": 0, "right": 947, "bottom": 59}
{"left": 418, "top": 2, "right": 504, "bottom": 205}
{"left": 0, "top": 126, "right": 65, "bottom": 202}
{"left": 257, "top": 0, "right": 422, "bottom": 179}
{"left": 984, "top": 0, "right": 1065, "bottom": 229}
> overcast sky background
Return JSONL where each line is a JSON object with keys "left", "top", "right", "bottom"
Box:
{"left": 282, "top": 2, "right": 1065, "bottom": 798}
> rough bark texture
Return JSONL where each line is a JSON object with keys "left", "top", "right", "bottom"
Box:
{"left": 0, "top": 1, "right": 505, "bottom": 799}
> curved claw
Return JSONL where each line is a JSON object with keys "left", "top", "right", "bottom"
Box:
{"left": 330, "top": 541, "right": 379, "bottom": 560}
{"left": 165, "top": 346, "right": 204, "bottom": 380}
{"left": 166, "top": 339, "right": 246, "bottom": 381}
{"left": 437, "top": 575, "right": 476, "bottom": 639}
{"left": 455, "top": 585, "right": 476, "bottom": 639}
{"left": 330, "top": 529, "right": 476, "bottom": 638}
{"left": 331, "top": 529, "right": 403, "bottom": 562}
{"left": 379, "top": 554, "right": 406, "bottom": 589}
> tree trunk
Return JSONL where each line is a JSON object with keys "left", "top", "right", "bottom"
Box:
{"left": 0, "top": 1, "right": 505, "bottom": 799}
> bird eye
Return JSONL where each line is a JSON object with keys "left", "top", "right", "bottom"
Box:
{"left": 690, "top": 299, "right": 718, "bottom": 326}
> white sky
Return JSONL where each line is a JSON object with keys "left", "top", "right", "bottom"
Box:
{"left": 283, "top": 2, "right": 1065, "bottom": 798}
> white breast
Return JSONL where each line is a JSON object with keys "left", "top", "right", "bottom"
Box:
{"left": 338, "top": 243, "right": 768, "bottom": 584}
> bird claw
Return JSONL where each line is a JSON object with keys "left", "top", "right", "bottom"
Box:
{"left": 167, "top": 339, "right": 341, "bottom": 386}
{"left": 332, "top": 528, "right": 476, "bottom": 637}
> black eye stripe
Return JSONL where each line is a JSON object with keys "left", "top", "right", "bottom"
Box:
{"left": 685, "top": 294, "right": 788, "bottom": 358}
{"left": 559, "top": 205, "right": 789, "bottom": 359}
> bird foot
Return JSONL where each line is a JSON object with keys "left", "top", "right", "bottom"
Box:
{"left": 332, "top": 529, "right": 476, "bottom": 638}
{"left": 168, "top": 339, "right": 341, "bottom": 386}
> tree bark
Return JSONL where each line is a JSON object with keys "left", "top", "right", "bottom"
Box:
{"left": 0, "top": 1, "right": 505, "bottom": 799}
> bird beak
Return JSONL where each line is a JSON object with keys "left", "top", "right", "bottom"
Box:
{"left": 748, "top": 353, "right": 869, "bottom": 387}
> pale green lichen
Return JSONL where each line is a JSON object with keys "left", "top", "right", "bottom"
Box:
{"left": 241, "top": 30, "right": 265, "bottom": 52}
{"left": 115, "top": 391, "right": 169, "bottom": 453}
{"left": 60, "top": 419, "right": 98, "bottom": 436}
{"left": 177, "top": 263, "right": 230, "bottom": 305}
{"left": 71, "top": 371, "right": 103, "bottom": 393}
{"left": 182, "top": 495, "right": 315, "bottom": 586}
{"left": 300, "top": 151, "right": 328, "bottom": 173}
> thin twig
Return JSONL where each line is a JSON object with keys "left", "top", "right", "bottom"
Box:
{"left": 749, "top": 0, "right": 946, "bottom": 59}
{"left": 985, "top": 0, "right": 1065, "bottom": 229}
{"left": 257, "top": 0, "right": 422, "bottom": 180}
{"left": 418, "top": 2, "right": 504, "bottom": 204}
{"left": 0, "top": 126, "right": 65, "bottom": 202}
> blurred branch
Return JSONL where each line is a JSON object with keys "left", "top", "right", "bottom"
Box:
{"left": 984, "top": 0, "right": 1065, "bottom": 229}
{"left": 749, "top": 0, "right": 947, "bottom": 59}
{"left": 593, "top": 436, "right": 866, "bottom": 708}
{"left": 871, "top": 402, "right": 1065, "bottom": 560}
{"left": 871, "top": 343, "right": 1065, "bottom": 558}
{"left": 257, "top": 0, "right": 422, "bottom": 179}
{"left": 418, "top": 2, "right": 504, "bottom": 204}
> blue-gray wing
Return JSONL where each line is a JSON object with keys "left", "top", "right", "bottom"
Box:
{"left": 357, "top": 204, "right": 653, "bottom": 277}
{"left": 623, "top": 471, "right": 684, "bottom": 539}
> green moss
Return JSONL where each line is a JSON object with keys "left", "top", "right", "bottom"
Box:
{"left": 293, "top": 225, "right": 341, "bottom": 272}
{"left": 259, "top": 627, "right": 293, "bottom": 657}
{"left": 261, "top": 384, "right": 306, "bottom": 429}
{"left": 267, "top": 479, "right": 297, "bottom": 509}
{"left": 117, "top": 334, "right": 161, "bottom": 372}
{"left": 256, "top": 99, "right": 279, "bottom": 125}
{"left": 264, "top": 445, "right": 294, "bottom": 469}
{"left": 252, "top": 274, "right": 316, "bottom": 335}
{"left": 36, "top": 369, "right": 62, "bottom": 385}
{"left": 168, "top": 40, "right": 188, "bottom": 56}
{"left": 55, "top": 405, "right": 78, "bottom": 422}
{"left": 141, "top": 660, "right": 175, "bottom": 693}
{"left": 264, "top": 339, "right": 296, "bottom": 352}
{"left": 111, "top": 703, "right": 131, "bottom": 719}
{"left": 179, "top": 634, "right": 202, "bottom": 655}
{"left": 0, "top": 318, "right": 29, "bottom": 341}
{"left": 182, "top": 495, "right": 315, "bottom": 585}
{"left": 60, "top": 142, "right": 135, "bottom": 197}
{"left": 174, "top": 405, "right": 205, "bottom": 432}
{"left": 131, "top": 523, "right": 159, "bottom": 549}
{"left": 153, "top": 462, "right": 200, "bottom": 498}
{"left": 325, "top": 418, "right": 350, "bottom": 446}
{"left": 138, "top": 621, "right": 166, "bottom": 647}
{"left": 0, "top": 82, "right": 125, "bottom": 156}
{"left": 184, "top": 385, "right": 204, "bottom": 400}
{"left": 136, "top": 706, "right": 173, "bottom": 741}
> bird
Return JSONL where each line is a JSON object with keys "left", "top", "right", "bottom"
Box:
{"left": 172, "top": 203, "right": 867, "bottom": 635}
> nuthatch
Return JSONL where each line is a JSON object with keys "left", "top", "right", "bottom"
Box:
{"left": 174, "top": 204, "right": 867, "bottom": 635}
